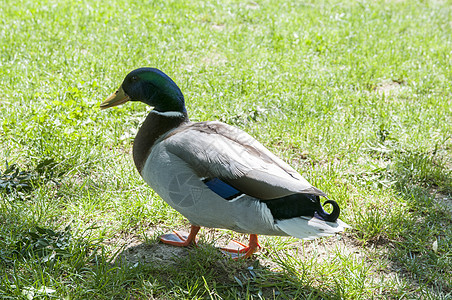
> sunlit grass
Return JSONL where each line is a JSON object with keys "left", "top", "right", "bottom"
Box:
{"left": 1, "top": 0, "right": 451, "bottom": 298}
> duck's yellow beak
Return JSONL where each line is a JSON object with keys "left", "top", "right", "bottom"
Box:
{"left": 100, "top": 86, "right": 130, "bottom": 109}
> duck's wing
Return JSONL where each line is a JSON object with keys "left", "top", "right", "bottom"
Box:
{"left": 161, "top": 121, "right": 327, "bottom": 200}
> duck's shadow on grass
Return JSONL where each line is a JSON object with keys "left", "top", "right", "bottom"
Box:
{"left": 386, "top": 184, "right": 452, "bottom": 294}
{"left": 372, "top": 149, "right": 452, "bottom": 295}
{"left": 116, "top": 239, "right": 332, "bottom": 298}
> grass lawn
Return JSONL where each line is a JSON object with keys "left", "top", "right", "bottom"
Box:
{"left": 1, "top": 0, "right": 451, "bottom": 298}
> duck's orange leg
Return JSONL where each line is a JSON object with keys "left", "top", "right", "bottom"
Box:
{"left": 160, "top": 225, "right": 200, "bottom": 247}
{"left": 220, "top": 234, "right": 261, "bottom": 259}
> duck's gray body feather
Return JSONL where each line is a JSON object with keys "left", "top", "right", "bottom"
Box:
{"left": 141, "top": 120, "right": 348, "bottom": 237}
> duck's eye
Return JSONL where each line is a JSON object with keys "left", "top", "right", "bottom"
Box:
{"left": 131, "top": 75, "right": 139, "bottom": 82}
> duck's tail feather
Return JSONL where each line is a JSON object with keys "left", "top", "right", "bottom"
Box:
{"left": 275, "top": 216, "right": 350, "bottom": 240}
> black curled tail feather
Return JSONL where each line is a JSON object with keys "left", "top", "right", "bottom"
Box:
{"left": 316, "top": 199, "right": 340, "bottom": 222}
{"left": 262, "top": 193, "right": 341, "bottom": 222}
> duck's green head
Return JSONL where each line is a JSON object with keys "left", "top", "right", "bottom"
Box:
{"left": 100, "top": 68, "right": 186, "bottom": 113}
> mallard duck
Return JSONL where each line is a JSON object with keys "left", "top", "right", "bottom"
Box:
{"left": 100, "top": 68, "right": 348, "bottom": 258}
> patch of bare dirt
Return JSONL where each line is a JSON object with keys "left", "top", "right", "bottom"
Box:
{"left": 211, "top": 23, "right": 225, "bottom": 31}
{"left": 201, "top": 52, "right": 227, "bottom": 67}
{"left": 111, "top": 227, "right": 243, "bottom": 265}
{"left": 375, "top": 80, "right": 408, "bottom": 97}
{"left": 120, "top": 242, "right": 191, "bottom": 265}
{"left": 246, "top": 1, "right": 260, "bottom": 10}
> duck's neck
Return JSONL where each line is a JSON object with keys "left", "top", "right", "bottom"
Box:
{"left": 133, "top": 110, "right": 189, "bottom": 174}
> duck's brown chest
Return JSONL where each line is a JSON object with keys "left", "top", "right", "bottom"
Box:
{"left": 132, "top": 112, "right": 188, "bottom": 174}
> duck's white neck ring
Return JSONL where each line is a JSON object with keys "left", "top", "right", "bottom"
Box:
{"left": 150, "top": 110, "right": 185, "bottom": 118}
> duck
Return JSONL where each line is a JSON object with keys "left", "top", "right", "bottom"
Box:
{"left": 100, "top": 68, "right": 349, "bottom": 258}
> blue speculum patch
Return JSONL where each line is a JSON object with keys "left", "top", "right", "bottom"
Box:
{"left": 203, "top": 177, "right": 242, "bottom": 200}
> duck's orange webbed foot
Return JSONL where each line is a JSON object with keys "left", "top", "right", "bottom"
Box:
{"left": 159, "top": 225, "right": 200, "bottom": 247}
{"left": 220, "top": 234, "right": 261, "bottom": 259}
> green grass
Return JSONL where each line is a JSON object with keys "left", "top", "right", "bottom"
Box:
{"left": 1, "top": 0, "right": 451, "bottom": 298}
